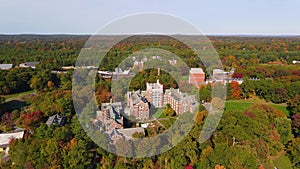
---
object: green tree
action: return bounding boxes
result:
[287,138,300,168]
[199,85,212,102]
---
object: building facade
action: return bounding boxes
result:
[146,80,164,108]
[96,101,124,131]
[127,91,150,120]
[189,68,205,88]
[164,88,199,115]
[127,80,199,119]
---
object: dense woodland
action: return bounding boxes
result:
[0,35,300,169]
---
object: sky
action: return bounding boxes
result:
[1,0,300,35]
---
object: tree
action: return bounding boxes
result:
[163,104,176,117]
[21,110,44,129]
[0,112,13,132]
[228,81,242,100]
[0,96,5,104]
[287,138,300,168]
[292,114,300,136]
[30,70,54,92]
[241,78,255,99]
[215,165,226,169]
[199,85,211,103]
[62,139,92,169]
[272,87,288,103]
[287,95,300,115]
[9,139,29,168]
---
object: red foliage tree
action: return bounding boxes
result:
[1,112,13,130]
[292,114,300,128]
[95,86,112,104]
[22,110,43,129]
[232,72,244,79]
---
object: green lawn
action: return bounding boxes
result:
[3,90,34,100]
[272,155,293,169]
[152,108,164,118]
[159,118,176,129]
[225,100,252,112]
[225,100,289,115]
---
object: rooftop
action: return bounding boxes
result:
[190,68,204,73]
[0,64,13,70]
[46,114,66,126]
[0,131,24,148]
[147,80,163,90]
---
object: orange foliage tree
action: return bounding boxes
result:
[229,81,242,99]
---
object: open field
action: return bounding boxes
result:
[225,100,289,115]
[3,90,34,101]
[158,118,176,129]
[152,108,164,118]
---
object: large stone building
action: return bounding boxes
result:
[208,68,239,85]
[164,88,199,115]
[127,80,199,119]
[146,80,164,108]
[127,90,150,120]
[96,101,124,131]
[189,68,206,88]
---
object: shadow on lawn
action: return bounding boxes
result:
[0,100,28,114]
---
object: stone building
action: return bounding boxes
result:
[127,91,150,120]
[127,80,199,118]
[146,80,164,108]
[96,101,124,131]
[164,88,199,115]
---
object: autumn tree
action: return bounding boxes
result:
[21,110,44,129]
[228,81,242,100]
[292,114,300,136]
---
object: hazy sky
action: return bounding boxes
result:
[1,0,299,35]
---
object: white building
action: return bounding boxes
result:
[0,64,13,70]
[146,80,164,108]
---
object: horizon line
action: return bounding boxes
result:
[0,33,300,37]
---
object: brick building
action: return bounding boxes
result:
[189,68,205,88]
[164,88,199,115]
[127,80,199,118]
[127,91,150,120]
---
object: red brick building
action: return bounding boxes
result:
[189,68,205,88]
[164,88,198,115]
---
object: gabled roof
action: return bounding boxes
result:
[46,114,66,126]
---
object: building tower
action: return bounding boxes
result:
[146,80,164,108]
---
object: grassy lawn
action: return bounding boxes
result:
[152,108,164,118]
[272,155,293,169]
[225,100,252,112]
[225,100,289,115]
[159,118,176,129]
[3,90,34,101]
[270,104,289,115]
